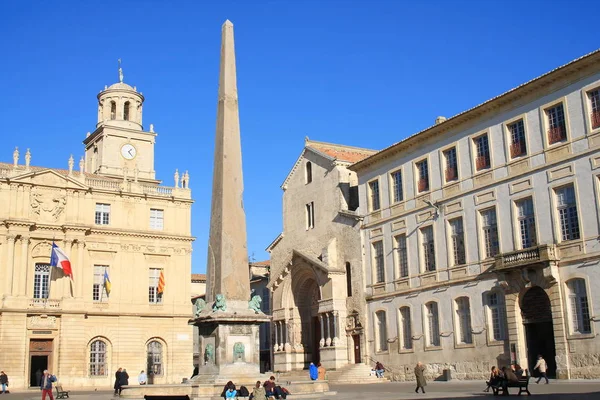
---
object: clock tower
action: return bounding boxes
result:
[84,66,157,182]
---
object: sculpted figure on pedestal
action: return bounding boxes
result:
[212,294,227,312]
[194,298,206,317]
[248,295,262,313]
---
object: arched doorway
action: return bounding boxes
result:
[292,276,320,365]
[520,286,556,377]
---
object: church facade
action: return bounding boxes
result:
[0,75,194,388]
[350,50,600,380]
[267,139,376,372]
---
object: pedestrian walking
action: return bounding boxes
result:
[118,369,129,395]
[114,368,122,395]
[0,371,8,394]
[534,355,549,384]
[414,362,426,394]
[40,370,57,400]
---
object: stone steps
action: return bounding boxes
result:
[327,363,389,384]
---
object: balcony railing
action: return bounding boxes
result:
[494,244,558,271]
[548,125,566,144]
[445,167,458,182]
[140,184,173,196]
[29,298,61,309]
[510,141,527,158]
[592,110,600,130]
[475,155,490,171]
[85,177,122,190]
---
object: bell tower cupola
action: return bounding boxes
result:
[84,60,158,182]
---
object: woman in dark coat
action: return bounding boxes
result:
[114,368,122,395]
[118,369,129,395]
[414,362,426,394]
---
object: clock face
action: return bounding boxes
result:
[121,144,137,160]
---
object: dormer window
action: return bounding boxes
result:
[110,101,116,120]
[124,101,130,121]
[305,161,312,184]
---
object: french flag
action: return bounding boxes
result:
[50,242,73,280]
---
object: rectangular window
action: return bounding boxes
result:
[95,203,110,225]
[474,134,491,170]
[508,119,527,158]
[449,218,466,266]
[399,307,412,350]
[488,292,506,341]
[426,302,440,347]
[373,241,385,283]
[456,297,473,344]
[568,279,591,334]
[150,209,164,230]
[516,198,537,248]
[421,226,435,272]
[546,103,567,144]
[93,265,109,302]
[394,234,408,278]
[391,170,403,203]
[590,89,600,129]
[481,208,499,258]
[556,185,580,241]
[306,202,315,229]
[416,160,429,192]
[369,180,381,211]
[444,147,458,182]
[33,263,50,299]
[148,268,163,304]
[375,311,388,351]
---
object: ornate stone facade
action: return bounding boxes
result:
[0,75,194,388]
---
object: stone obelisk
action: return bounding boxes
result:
[192,20,269,383]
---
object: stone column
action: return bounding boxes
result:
[274,321,279,352]
[332,312,339,347]
[4,235,15,295]
[16,236,30,295]
[319,314,325,348]
[76,241,84,298]
[325,313,332,346]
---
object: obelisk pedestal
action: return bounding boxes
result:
[190,19,270,383]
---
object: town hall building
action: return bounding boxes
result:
[0,72,195,388]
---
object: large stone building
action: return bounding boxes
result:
[350,50,600,380]
[0,74,194,388]
[267,139,376,372]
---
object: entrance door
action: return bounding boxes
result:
[352,335,361,364]
[29,339,53,387]
[30,356,48,387]
[521,286,557,377]
[311,317,321,364]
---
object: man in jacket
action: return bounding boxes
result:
[0,371,8,394]
[534,355,549,384]
[40,370,57,400]
[114,368,122,395]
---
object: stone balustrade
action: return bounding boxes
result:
[29,298,61,309]
[494,244,558,270]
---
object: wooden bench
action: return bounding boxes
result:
[492,376,531,396]
[55,384,70,399]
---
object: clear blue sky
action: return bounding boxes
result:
[0,1,597,274]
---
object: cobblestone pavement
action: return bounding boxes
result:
[3,380,600,399]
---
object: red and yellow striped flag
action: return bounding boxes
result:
[157,270,165,294]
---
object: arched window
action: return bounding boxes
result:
[345,262,352,297]
[110,101,116,120]
[305,161,312,184]
[147,341,163,375]
[425,302,440,347]
[567,279,591,334]
[486,291,506,341]
[399,306,412,350]
[124,101,130,121]
[375,311,388,352]
[455,297,473,344]
[89,340,107,376]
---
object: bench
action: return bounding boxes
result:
[55,384,70,399]
[492,376,531,396]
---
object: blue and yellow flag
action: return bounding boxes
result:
[103,270,111,296]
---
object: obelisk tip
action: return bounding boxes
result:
[223,19,233,27]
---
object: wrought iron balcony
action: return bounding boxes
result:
[29,298,61,309]
[494,244,558,271]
